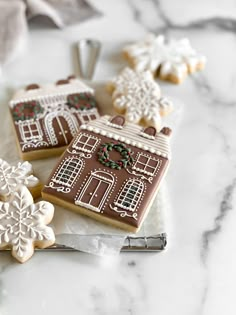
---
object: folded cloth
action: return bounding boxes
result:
[0,0,101,71]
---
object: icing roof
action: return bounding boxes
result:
[80,115,171,159]
[10,78,94,107]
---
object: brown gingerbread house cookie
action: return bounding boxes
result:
[42,115,172,232]
[9,76,100,160]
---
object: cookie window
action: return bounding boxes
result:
[52,157,83,187]
[72,133,99,153]
[19,121,43,142]
[133,153,161,176]
[114,179,144,211]
[79,111,99,124]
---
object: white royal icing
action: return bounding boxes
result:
[75,169,117,214]
[80,115,171,159]
[123,34,206,81]
[0,159,39,198]
[10,78,94,106]
[0,186,55,263]
[10,79,99,152]
[109,67,173,128]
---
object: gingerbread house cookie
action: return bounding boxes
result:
[123,34,206,84]
[42,115,172,233]
[9,76,100,160]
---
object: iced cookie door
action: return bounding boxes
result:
[76,171,114,213]
[44,111,78,146]
[52,116,73,144]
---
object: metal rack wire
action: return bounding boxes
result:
[0,233,167,253]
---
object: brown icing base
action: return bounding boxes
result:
[42,132,169,230]
[10,89,99,160]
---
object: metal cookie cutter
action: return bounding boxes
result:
[76,39,101,80]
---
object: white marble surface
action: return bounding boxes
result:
[1,0,236,314]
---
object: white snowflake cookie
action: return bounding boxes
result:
[107,67,173,129]
[123,33,206,84]
[0,186,55,263]
[0,159,41,201]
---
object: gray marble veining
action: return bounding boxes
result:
[0,0,236,314]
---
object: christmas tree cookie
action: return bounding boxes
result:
[9,76,100,160]
[42,115,172,233]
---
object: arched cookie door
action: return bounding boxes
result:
[75,171,115,213]
[44,111,78,146]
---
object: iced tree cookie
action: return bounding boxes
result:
[123,34,206,84]
[42,115,172,233]
[0,186,55,263]
[0,158,41,201]
[107,67,173,130]
[9,75,100,160]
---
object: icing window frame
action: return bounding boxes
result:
[18,120,43,142]
[72,133,99,153]
[114,179,144,212]
[133,153,162,176]
[79,110,99,124]
[52,157,83,188]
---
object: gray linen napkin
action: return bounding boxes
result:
[0,0,101,71]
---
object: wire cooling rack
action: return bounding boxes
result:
[0,233,167,253]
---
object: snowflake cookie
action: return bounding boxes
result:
[123,34,206,84]
[0,186,55,263]
[107,67,173,129]
[0,158,41,201]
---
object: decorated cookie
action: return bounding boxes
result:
[0,185,55,263]
[107,67,173,129]
[9,76,100,160]
[42,115,172,233]
[123,34,206,84]
[0,158,41,201]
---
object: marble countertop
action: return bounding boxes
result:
[1,0,236,314]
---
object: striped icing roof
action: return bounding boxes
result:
[80,115,171,159]
[10,79,94,107]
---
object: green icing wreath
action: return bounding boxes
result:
[67,92,97,110]
[12,101,44,121]
[98,142,133,170]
